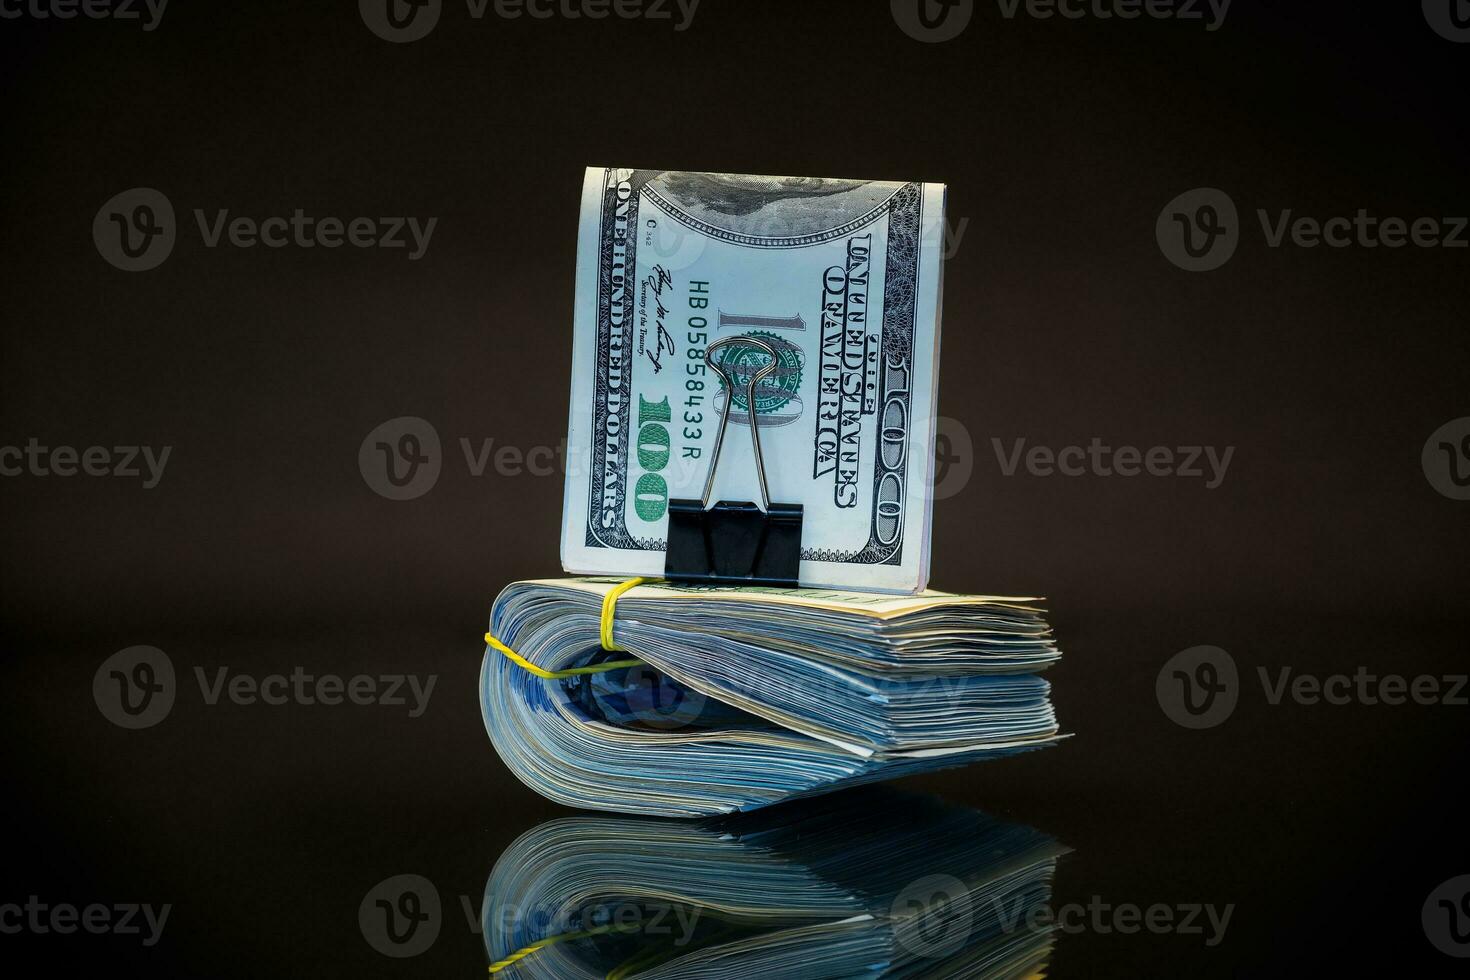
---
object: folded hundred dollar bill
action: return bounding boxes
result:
[482,788,1065,979]
[561,167,948,593]
[481,578,1062,817]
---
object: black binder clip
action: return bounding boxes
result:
[665,336,804,588]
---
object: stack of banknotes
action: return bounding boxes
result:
[480,167,1065,816]
[481,578,1061,816]
[482,788,1066,979]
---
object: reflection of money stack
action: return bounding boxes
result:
[480,167,1065,817]
[482,789,1066,979]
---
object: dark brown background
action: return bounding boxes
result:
[1,0,1466,975]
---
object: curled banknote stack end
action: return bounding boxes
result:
[481,578,1063,817]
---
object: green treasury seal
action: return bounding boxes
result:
[714,330,804,421]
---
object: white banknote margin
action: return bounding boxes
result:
[906,180,946,593]
[560,167,608,579]
[532,576,1047,620]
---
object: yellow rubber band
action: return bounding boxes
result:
[600,576,646,652]
[484,577,649,680]
[487,921,641,975]
[484,634,643,680]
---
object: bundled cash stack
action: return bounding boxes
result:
[481,167,1064,816]
[482,789,1066,979]
[482,578,1060,816]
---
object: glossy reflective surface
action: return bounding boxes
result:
[481,789,1064,978]
[7,612,1468,976]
